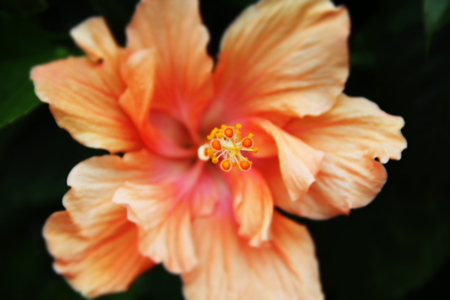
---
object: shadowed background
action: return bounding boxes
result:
[0,0,449,299]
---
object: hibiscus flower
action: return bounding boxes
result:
[31,0,406,299]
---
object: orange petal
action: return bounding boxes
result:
[206,0,349,125]
[70,17,119,65]
[281,94,407,219]
[43,152,179,297]
[43,151,190,297]
[119,50,195,158]
[292,152,387,218]
[182,204,323,300]
[257,119,324,201]
[237,119,278,158]
[189,165,220,218]
[63,151,188,230]
[31,18,141,153]
[289,94,407,163]
[119,49,156,128]
[112,162,219,273]
[229,168,273,246]
[113,182,197,273]
[127,0,213,135]
[44,211,154,298]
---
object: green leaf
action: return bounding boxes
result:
[424,0,450,45]
[0,13,70,129]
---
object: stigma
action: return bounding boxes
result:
[198,124,258,172]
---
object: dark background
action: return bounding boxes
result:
[1,0,449,299]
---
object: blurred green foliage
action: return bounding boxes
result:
[0,0,449,299]
[424,0,450,45]
[0,12,69,128]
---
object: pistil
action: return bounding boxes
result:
[198,124,258,172]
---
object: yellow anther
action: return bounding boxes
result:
[212,157,219,164]
[249,133,254,138]
[236,124,242,129]
[253,147,259,154]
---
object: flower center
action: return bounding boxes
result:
[197,124,258,172]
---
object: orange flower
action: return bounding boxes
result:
[31,0,406,299]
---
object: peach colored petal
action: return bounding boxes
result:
[288,94,407,163]
[189,165,220,218]
[279,94,407,219]
[113,182,197,273]
[229,168,273,246]
[256,119,324,201]
[293,152,387,218]
[257,156,384,219]
[182,203,323,300]
[31,18,142,153]
[63,151,188,231]
[43,152,174,297]
[69,17,124,97]
[236,119,279,158]
[43,151,189,297]
[119,49,155,128]
[70,17,119,65]
[127,0,213,136]
[44,211,154,298]
[256,157,291,205]
[205,0,349,126]
[119,49,195,158]
[31,57,141,153]
[113,162,219,273]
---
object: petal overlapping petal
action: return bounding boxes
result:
[288,94,406,163]
[127,0,213,136]
[37,0,408,298]
[205,0,349,126]
[279,94,407,219]
[70,17,120,66]
[255,119,324,201]
[31,18,141,153]
[43,150,190,297]
[189,165,220,218]
[113,162,220,273]
[113,183,197,274]
[44,212,154,298]
[119,49,156,129]
[119,49,195,158]
[63,151,186,230]
[43,152,179,297]
[182,203,323,300]
[229,168,273,246]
